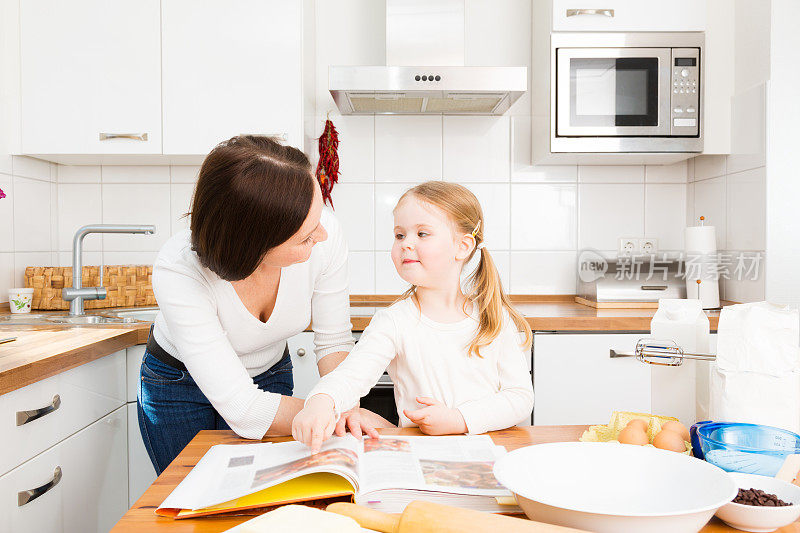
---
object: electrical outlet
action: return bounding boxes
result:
[639,238,658,254]
[618,237,637,255]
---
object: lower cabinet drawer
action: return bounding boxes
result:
[0,350,126,476]
[0,406,128,533]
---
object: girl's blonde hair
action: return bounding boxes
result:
[395,182,532,357]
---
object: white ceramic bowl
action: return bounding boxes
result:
[715,473,800,532]
[493,441,737,533]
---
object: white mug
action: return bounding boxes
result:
[8,288,34,314]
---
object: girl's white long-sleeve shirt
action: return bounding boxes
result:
[307,298,534,434]
[150,210,354,440]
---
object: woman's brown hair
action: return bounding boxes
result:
[396,182,532,357]
[189,135,315,281]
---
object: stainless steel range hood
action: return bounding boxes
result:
[329,0,527,115]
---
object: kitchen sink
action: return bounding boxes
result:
[0,306,159,326]
[45,315,136,325]
[105,307,159,322]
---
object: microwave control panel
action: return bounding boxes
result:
[670,48,700,136]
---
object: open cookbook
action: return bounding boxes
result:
[156,435,521,518]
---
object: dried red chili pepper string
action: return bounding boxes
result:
[315,119,339,208]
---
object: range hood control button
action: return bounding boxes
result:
[415,75,421,81]
[434,75,441,81]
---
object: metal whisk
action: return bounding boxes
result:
[610,338,716,367]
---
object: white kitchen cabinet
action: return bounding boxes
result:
[0,350,126,477]
[127,402,157,507]
[20,0,162,156]
[0,406,128,533]
[288,332,320,399]
[533,333,651,425]
[161,0,306,154]
[551,0,705,32]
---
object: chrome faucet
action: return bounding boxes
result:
[62,224,155,316]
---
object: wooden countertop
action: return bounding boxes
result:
[111,426,780,533]
[0,327,139,395]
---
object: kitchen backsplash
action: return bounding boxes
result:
[0,0,767,302]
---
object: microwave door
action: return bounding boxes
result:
[556,48,671,137]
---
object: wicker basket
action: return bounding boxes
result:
[24,265,156,310]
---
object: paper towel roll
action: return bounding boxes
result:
[684,225,717,254]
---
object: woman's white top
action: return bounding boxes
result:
[307,298,534,434]
[151,210,354,439]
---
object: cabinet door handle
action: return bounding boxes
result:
[18,466,62,507]
[296,348,306,357]
[566,8,614,17]
[99,132,149,141]
[16,395,61,426]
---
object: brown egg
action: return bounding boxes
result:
[618,426,649,446]
[653,429,687,452]
[626,419,648,433]
[661,421,690,442]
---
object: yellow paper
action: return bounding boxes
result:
[175,473,355,518]
[580,410,692,454]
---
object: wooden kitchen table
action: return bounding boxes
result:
[111,426,799,533]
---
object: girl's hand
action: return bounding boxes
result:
[403,397,468,435]
[291,394,337,454]
[333,408,387,441]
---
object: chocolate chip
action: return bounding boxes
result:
[733,488,792,507]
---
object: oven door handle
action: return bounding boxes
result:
[566,8,615,18]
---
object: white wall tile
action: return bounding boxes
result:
[461,183,510,250]
[722,273,765,303]
[578,165,644,183]
[102,184,170,251]
[375,251,408,294]
[510,115,532,177]
[509,252,577,294]
[512,163,577,183]
[329,184,375,251]
[12,156,51,181]
[57,165,101,183]
[578,184,644,250]
[13,252,54,287]
[57,184,102,251]
[103,251,158,266]
[312,116,375,183]
[102,165,170,183]
[170,183,194,235]
[727,167,766,250]
[645,161,687,183]
[348,251,375,294]
[692,155,726,181]
[511,184,576,250]
[686,182,696,227]
[442,116,510,182]
[13,177,51,251]
[374,116,442,182]
[375,183,413,251]
[170,166,200,183]
[692,176,726,249]
[57,251,102,268]
[0,253,14,299]
[644,184,687,250]
[0,174,12,251]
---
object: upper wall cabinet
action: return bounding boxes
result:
[161,1,304,155]
[19,0,311,164]
[20,0,162,156]
[550,0,705,32]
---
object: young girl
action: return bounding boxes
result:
[292,182,533,452]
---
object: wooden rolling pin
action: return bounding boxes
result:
[326,501,588,533]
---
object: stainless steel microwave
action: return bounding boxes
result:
[551,32,704,153]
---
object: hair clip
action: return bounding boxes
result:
[471,220,482,238]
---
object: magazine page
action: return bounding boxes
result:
[356,435,511,497]
[159,436,362,511]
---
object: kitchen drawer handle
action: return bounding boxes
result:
[609,349,634,358]
[18,466,62,507]
[566,8,615,17]
[99,132,148,141]
[16,395,61,426]
[296,348,306,357]
[640,285,668,290]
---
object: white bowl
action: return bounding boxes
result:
[493,441,737,533]
[715,473,800,532]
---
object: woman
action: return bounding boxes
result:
[138,135,386,474]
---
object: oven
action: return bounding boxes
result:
[551,32,703,153]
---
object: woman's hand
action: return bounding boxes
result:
[291,394,337,454]
[403,397,468,435]
[333,408,394,440]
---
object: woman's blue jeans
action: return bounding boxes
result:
[137,350,293,475]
